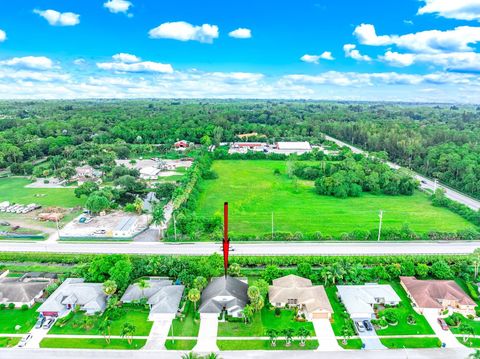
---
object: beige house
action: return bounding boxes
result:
[400,276,477,316]
[269,274,333,320]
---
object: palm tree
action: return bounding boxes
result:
[181,353,202,359]
[103,280,117,296]
[242,304,254,324]
[137,279,150,298]
[469,350,480,359]
[193,276,207,291]
[81,315,94,330]
[297,327,310,346]
[282,328,295,347]
[204,354,222,359]
[266,328,278,347]
[187,288,201,311]
[320,267,334,286]
[331,263,346,285]
[133,197,143,214]
[121,322,136,345]
[341,325,353,345]
[98,318,112,344]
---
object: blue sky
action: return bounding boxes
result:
[0,0,480,102]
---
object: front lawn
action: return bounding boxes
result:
[325,286,354,336]
[380,337,441,349]
[48,305,152,336]
[169,301,200,337]
[455,337,480,348]
[217,339,319,350]
[40,338,146,350]
[375,281,434,335]
[0,337,21,348]
[165,339,196,350]
[217,306,315,337]
[337,339,363,349]
[0,303,40,333]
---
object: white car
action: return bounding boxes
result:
[355,321,366,333]
[18,333,32,347]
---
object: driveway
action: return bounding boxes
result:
[312,319,342,351]
[193,313,219,352]
[356,320,386,350]
[423,308,462,348]
[143,314,174,350]
[21,326,50,348]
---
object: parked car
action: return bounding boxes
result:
[18,333,32,347]
[42,318,55,329]
[363,320,373,331]
[438,318,449,331]
[34,317,45,329]
[355,321,366,332]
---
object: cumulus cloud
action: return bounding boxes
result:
[354,24,480,54]
[418,0,480,21]
[228,28,252,39]
[381,51,415,67]
[0,56,54,70]
[73,58,86,66]
[104,0,132,14]
[34,9,80,26]
[96,53,173,73]
[301,52,334,64]
[149,21,219,43]
[0,30,6,42]
[343,44,371,61]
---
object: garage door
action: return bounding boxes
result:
[312,312,329,319]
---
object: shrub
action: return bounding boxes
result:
[8,303,15,309]
[274,307,281,317]
[444,313,462,327]
[406,314,417,325]
[21,304,29,311]
[465,282,479,301]
[0,304,5,310]
[381,309,399,324]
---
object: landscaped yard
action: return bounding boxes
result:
[380,337,441,349]
[325,286,354,336]
[375,281,434,335]
[0,337,21,348]
[455,337,480,348]
[217,307,315,337]
[0,303,40,334]
[39,338,146,350]
[195,160,473,237]
[0,177,84,208]
[165,339,196,350]
[217,339,319,350]
[169,301,200,337]
[337,339,363,349]
[48,306,152,336]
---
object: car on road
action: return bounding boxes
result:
[34,316,45,329]
[219,245,235,252]
[363,320,373,331]
[438,318,449,330]
[18,333,32,347]
[42,318,55,329]
[355,321,366,332]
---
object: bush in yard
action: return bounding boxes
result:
[21,304,29,311]
[381,309,399,325]
[274,307,281,317]
[445,313,462,327]
[8,303,15,309]
[406,314,417,325]
[0,304,5,310]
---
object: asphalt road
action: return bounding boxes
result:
[0,348,474,359]
[323,134,480,211]
[0,240,480,255]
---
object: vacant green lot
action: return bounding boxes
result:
[218,307,315,337]
[0,304,39,333]
[217,339,319,350]
[0,177,84,208]
[49,306,152,336]
[195,161,474,237]
[40,338,146,350]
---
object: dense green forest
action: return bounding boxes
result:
[0,100,479,198]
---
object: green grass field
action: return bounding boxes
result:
[217,339,319,350]
[195,160,474,237]
[0,304,40,334]
[169,301,200,337]
[165,339,196,350]
[39,338,146,350]
[380,337,441,349]
[0,337,21,348]
[0,177,84,208]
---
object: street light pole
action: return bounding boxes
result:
[377,210,383,241]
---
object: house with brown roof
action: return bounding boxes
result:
[400,276,477,316]
[269,274,333,320]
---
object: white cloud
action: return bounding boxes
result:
[0,56,54,70]
[354,24,480,54]
[34,9,80,26]
[381,51,415,67]
[418,0,480,21]
[301,52,334,64]
[73,58,86,66]
[96,53,173,73]
[112,53,141,63]
[104,0,132,14]
[148,21,219,43]
[0,30,6,42]
[228,28,252,39]
[343,44,371,61]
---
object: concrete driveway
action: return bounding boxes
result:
[143,314,174,350]
[356,321,386,350]
[422,309,462,348]
[193,313,219,352]
[21,326,50,348]
[312,319,342,351]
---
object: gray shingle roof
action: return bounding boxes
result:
[199,276,249,314]
[0,278,50,304]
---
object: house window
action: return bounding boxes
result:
[287,299,298,305]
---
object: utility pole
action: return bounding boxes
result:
[377,210,383,241]
[271,212,274,240]
[173,214,177,241]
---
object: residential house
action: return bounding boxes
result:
[400,276,477,316]
[269,274,333,320]
[37,278,107,317]
[121,279,184,320]
[337,283,401,320]
[198,276,249,318]
[0,273,54,308]
[174,140,189,149]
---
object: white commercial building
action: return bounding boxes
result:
[275,141,312,154]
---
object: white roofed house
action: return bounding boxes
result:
[139,166,161,180]
[121,279,185,321]
[37,278,107,318]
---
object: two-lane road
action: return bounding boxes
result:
[323,134,480,211]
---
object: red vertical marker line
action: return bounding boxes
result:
[223,202,229,278]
